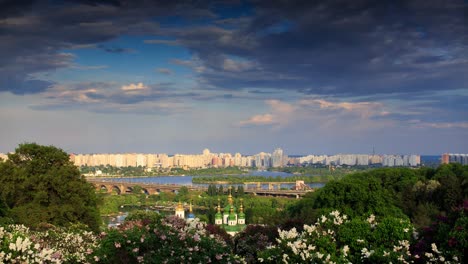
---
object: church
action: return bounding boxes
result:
[174,186,246,236]
[215,186,246,236]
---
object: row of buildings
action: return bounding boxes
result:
[69,148,288,169]
[65,148,422,169]
[13,149,468,168]
[296,154,421,167]
[441,153,468,165]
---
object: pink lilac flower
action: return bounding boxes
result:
[115,242,121,248]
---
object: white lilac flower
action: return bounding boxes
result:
[330,210,340,217]
[342,245,349,257]
[303,224,316,234]
[361,248,374,258]
[321,215,328,223]
[367,214,375,224]
[431,243,440,254]
[425,252,433,258]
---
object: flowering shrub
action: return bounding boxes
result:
[90,216,243,263]
[234,225,278,263]
[412,200,467,263]
[257,211,459,263]
[0,224,97,263]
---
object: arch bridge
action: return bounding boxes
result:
[87,179,312,198]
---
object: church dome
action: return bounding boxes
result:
[228,212,236,221]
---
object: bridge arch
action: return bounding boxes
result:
[124,186,133,193]
[99,185,109,193]
[111,185,121,195]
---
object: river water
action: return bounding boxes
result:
[100,170,325,190]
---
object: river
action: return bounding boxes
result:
[99,170,326,190]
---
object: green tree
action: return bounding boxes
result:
[131,185,143,194]
[0,143,101,231]
[237,185,245,197]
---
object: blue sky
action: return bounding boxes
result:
[0,0,467,155]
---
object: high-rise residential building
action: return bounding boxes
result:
[369,155,382,164]
[408,155,420,167]
[441,153,449,164]
[272,148,284,167]
[356,155,369,166]
[339,154,357,166]
[444,153,468,165]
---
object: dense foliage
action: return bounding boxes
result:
[288,165,467,227]
[0,143,101,231]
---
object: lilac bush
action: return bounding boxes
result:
[0,224,98,263]
[257,211,460,263]
[89,216,243,263]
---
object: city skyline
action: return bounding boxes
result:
[1,1,467,155]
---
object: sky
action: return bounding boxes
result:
[0,0,467,155]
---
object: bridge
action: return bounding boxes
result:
[87,179,313,198]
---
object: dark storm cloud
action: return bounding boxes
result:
[2,0,467,104]
[0,0,217,94]
[152,0,467,99]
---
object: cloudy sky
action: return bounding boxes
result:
[0,0,467,155]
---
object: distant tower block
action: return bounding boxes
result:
[203,148,210,155]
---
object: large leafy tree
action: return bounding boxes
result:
[0,143,100,231]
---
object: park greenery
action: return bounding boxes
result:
[0,143,101,231]
[0,143,466,263]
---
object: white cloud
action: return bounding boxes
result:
[409,120,468,129]
[239,114,275,126]
[239,98,390,129]
[121,82,148,91]
[222,58,255,72]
